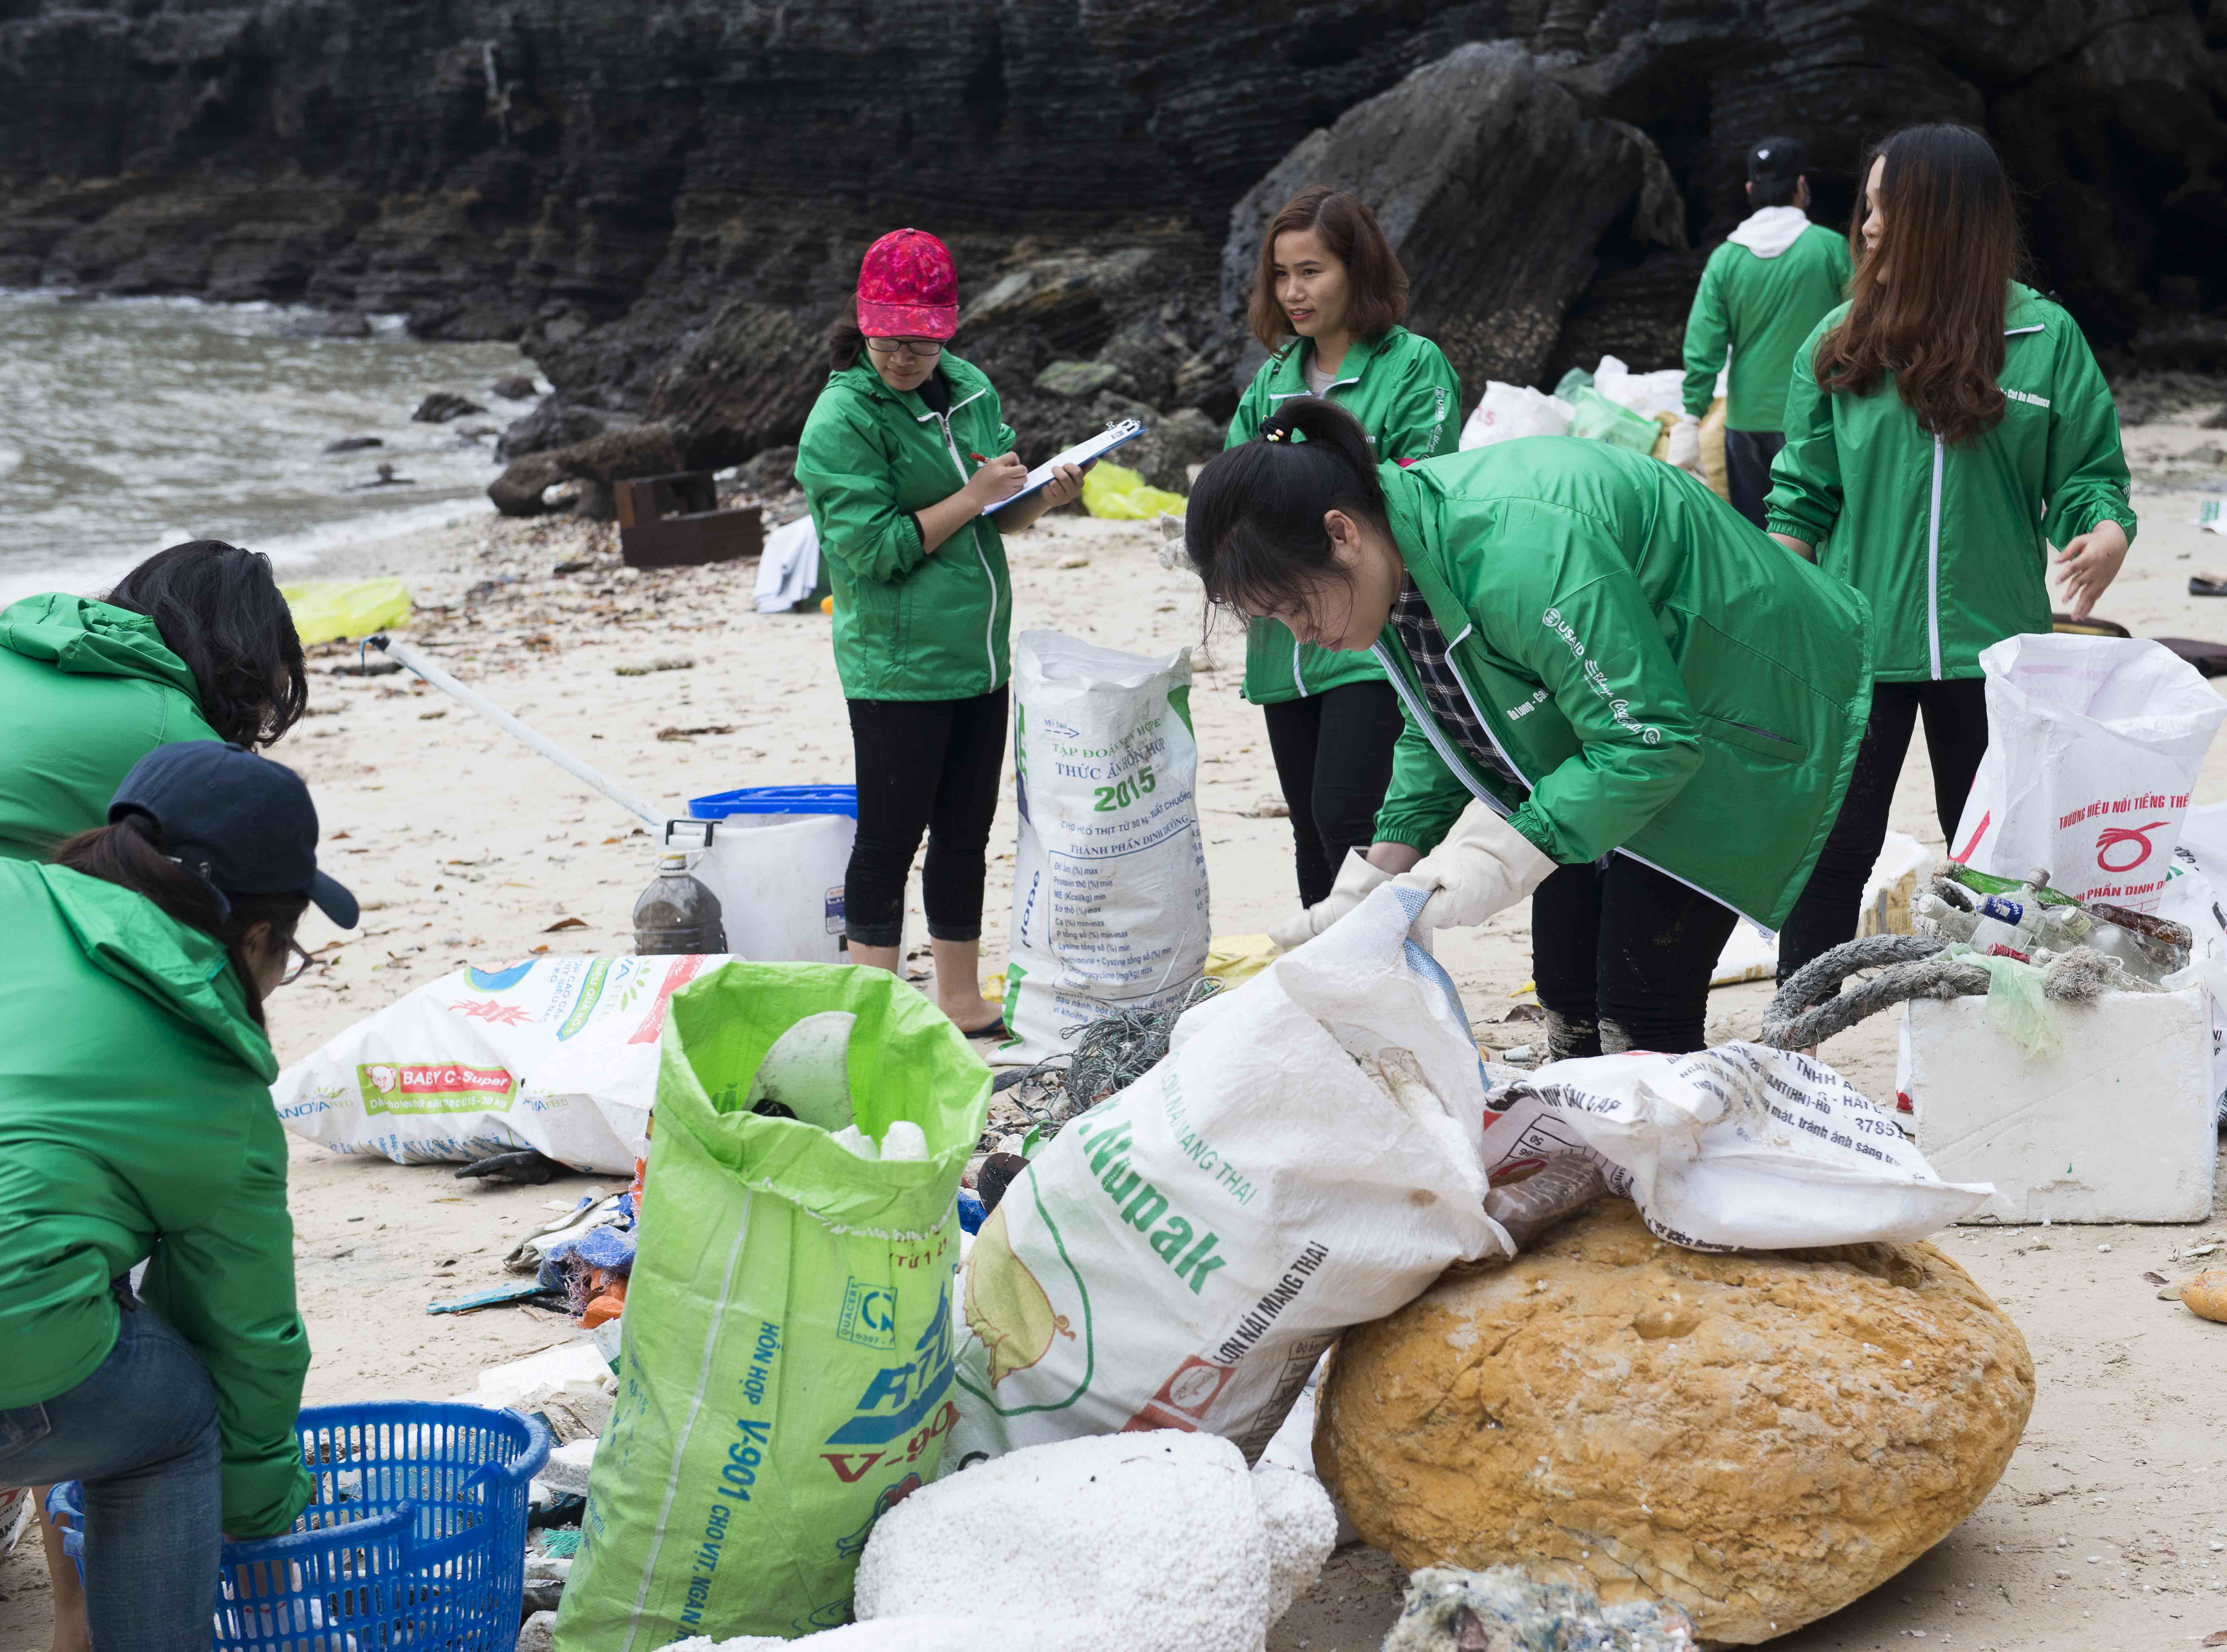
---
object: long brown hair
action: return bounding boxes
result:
[1247,187,1410,353]
[51,815,306,1027]
[1812,124,2022,446]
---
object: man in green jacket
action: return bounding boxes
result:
[0,540,307,859]
[0,741,352,1650]
[1676,137,1853,527]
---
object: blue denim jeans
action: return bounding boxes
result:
[0,1286,222,1652]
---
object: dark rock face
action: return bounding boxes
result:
[1224,42,1685,396]
[3,0,2224,449]
[494,399,632,463]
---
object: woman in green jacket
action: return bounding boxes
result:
[0,539,308,861]
[1186,398,1871,1059]
[1230,187,1462,933]
[0,740,355,1651]
[1766,124,2136,978]
[796,228,1083,1035]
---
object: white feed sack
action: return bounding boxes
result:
[956,884,1509,1466]
[1481,1042,1995,1251]
[1001,629,1209,1063]
[270,953,726,1172]
[1458,381,1574,449]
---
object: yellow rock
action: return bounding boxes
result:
[1315,1198,2033,1645]
[2180,1268,2227,1321]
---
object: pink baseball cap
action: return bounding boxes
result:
[856,228,959,339]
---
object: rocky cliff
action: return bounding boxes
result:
[3,0,2223,474]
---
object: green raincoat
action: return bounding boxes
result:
[0,594,220,860]
[0,860,313,1537]
[796,353,1022,702]
[1680,216,1853,432]
[1371,440,1873,931]
[1227,327,1461,703]
[1766,283,2136,681]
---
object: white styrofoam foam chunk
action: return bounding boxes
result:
[1901,987,2217,1223]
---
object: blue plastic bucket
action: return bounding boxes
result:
[53,1402,550,1651]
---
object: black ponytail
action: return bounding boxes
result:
[50,814,307,1028]
[1183,397,1390,618]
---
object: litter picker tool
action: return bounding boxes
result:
[366,634,671,829]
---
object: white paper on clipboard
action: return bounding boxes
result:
[977,418,1147,515]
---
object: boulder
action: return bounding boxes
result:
[1035,359,1127,399]
[1225,42,1684,398]
[1315,1198,2034,1645]
[737,444,798,496]
[488,423,684,517]
[490,372,538,400]
[1126,406,1224,494]
[412,391,486,423]
[641,298,838,471]
[496,398,628,463]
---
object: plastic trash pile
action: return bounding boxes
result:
[1459,356,1687,454]
[1385,1567,1696,1652]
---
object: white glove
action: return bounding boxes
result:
[1267,849,1391,952]
[1392,802,1557,932]
[1665,413,1703,476]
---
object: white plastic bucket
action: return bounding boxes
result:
[665,812,854,964]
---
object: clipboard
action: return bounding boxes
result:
[977,418,1146,515]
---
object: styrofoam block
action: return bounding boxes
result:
[1899,987,2216,1223]
[539,1436,598,1497]
[450,1338,609,1409]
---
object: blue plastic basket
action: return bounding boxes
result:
[213,1403,550,1651]
[52,1403,550,1651]
[688,783,857,820]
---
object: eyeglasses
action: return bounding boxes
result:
[279,940,318,986]
[865,338,944,359]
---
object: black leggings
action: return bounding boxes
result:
[1531,856,1741,1059]
[1722,428,1787,530]
[1777,679,1989,979]
[845,688,1008,947]
[1261,682,1407,906]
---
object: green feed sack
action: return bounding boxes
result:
[554,963,990,1648]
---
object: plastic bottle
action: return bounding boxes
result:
[632,852,727,954]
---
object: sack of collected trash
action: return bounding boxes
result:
[953,882,1508,1467]
[271,954,728,1173]
[555,962,990,1647]
[2160,804,2227,1120]
[1000,630,1210,1064]
[1456,381,1574,450]
[1080,461,1185,520]
[1478,1042,1994,1251]
[1590,354,1686,419]
[1952,634,2227,912]
[1566,385,1661,453]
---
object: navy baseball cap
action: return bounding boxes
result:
[1748,136,1809,188]
[109,742,359,929]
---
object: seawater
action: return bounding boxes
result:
[0,290,534,603]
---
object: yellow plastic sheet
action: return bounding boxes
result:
[280,577,411,645]
[1204,933,1277,989]
[1081,461,1185,521]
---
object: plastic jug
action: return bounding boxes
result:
[633,853,727,955]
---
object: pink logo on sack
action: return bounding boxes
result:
[2096,821,2170,873]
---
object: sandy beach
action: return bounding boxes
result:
[9,416,2227,1649]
